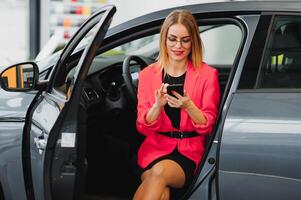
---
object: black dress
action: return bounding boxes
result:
[142,71,196,199]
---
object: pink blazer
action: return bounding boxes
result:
[136,61,220,169]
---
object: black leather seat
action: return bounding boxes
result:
[262,22,301,88]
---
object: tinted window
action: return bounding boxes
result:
[258,16,301,88]
[238,15,272,89]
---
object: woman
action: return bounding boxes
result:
[133,9,220,200]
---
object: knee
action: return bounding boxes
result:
[147,165,167,185]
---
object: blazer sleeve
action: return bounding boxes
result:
[136,69,163,136]
[191,69,220,134]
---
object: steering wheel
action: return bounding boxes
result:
[122,55,148,105]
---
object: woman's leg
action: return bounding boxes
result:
[161,187,170,200]
[133,159,185,200]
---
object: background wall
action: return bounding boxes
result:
[0,0,27,67]
[111,0,227,26]
[0,0,230,67]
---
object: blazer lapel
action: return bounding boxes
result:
[180,61,200,130]
[151,64,176,128]
[151,64,163,102]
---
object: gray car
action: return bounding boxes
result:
[0,1,301,200]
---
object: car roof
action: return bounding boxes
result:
[108,1,301,36]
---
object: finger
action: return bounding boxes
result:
[166,94,178,103]
[172,91,183,99]
[168,100,181,108]
[164,94,169,100]
[163,83,169,93]
[167,101,176,108]
[167,98,181,108]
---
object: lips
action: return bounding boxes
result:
[172,50,185,56]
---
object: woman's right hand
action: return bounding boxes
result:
[154,83,168,108]
[145,84,168,124]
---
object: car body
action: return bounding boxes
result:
[1,1,301,200]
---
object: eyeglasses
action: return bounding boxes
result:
[166,36,191,48]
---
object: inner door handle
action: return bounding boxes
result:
[34,134,47,154]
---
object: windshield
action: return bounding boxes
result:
[101,34,160,57]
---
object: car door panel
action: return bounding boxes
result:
[218,92,301,200]
[24,5,116,200]
[29,94,61,199]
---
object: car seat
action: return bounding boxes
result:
[262,22,301,88]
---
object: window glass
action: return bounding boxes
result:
[200,24,241,65]
[100,24,242,66]
[53,18,103,99]
[100,34,160,58]
[238,15,272,89]
[200,24,242,94]
[98,22,242,95]
[258,16,301,88]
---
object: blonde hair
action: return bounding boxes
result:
[157,9,202,70]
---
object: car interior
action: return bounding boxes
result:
[261,20,301,88]
[51,22,243,200]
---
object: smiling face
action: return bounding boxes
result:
[158,9,202,69]
[166,23,192,63]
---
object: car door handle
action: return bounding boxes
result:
[34,137,46,149]
[34,134,47,154]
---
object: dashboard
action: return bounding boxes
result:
[81,57,148,115]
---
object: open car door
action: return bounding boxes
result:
[23,5,116,200]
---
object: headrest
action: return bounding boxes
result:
[272,22,301,50]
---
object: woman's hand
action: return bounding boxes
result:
[154,83,168,108]
[167,91,207,125]
[166,91,193,109]
[145,83,168,124]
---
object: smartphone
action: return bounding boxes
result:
[167,84,184,97]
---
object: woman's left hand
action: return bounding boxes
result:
[167,91,208,124]
[166,91,193,109]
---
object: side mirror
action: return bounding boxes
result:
[0,62,39,92]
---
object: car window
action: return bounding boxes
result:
[258,16,301,88]
[201,24,241,65]
[97,22,242,95]
[52,20,102,99]
[99,24,242,65]
[200,24,242,94]
[238,15,272,90]
[100,34,160,58]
